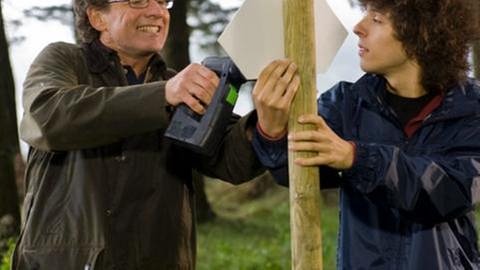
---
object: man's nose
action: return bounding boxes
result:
[353,22,365,37]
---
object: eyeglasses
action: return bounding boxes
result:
[107,0,174,10]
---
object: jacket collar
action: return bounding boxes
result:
[82,39,168,76]
[352,74,480,122]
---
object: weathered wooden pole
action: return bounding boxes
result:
[284,0,323,269]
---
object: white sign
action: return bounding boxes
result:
[218,0,348,80]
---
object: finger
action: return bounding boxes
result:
[294,156,327,167]
[289,141,330,152]
[188,83,213,105]
[189,75,220,105]
[253,59,293,102]
[298,114,328,129]
[197,65,220,89]
[183,93,206,115]
[281,75,300,105]
[272,75,292,100]
[263,60,292,95]
[281,62,298,89]
[252,59,294,107]
[254,59,285,91]
[289,130,325,142]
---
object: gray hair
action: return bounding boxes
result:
[73,0,110,43]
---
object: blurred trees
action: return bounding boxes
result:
[474,43,480,79]
[471,0,480,79]
[163,0,236,69]
[0,1,21,255]
[162,0,189,70]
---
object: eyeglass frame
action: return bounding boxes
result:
[106,0,174,9]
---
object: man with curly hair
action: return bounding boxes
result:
[252,0,480,268]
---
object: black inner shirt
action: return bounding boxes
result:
[384,89,435,127]
[123,65,146,85]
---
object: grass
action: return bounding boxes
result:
[197,179,480,270]
[0,238,15,270]
[4,178,480,270]
[197,179,339,270]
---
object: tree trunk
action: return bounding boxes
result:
[192,170,216,223]
[474,41,480,79]
[162,0,190,70]
[0,2,21,254]
[163,0,216,223]
[473,0,480,79]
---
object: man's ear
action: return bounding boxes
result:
[87,7,107,31]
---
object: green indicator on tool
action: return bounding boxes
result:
[226,85,238,106]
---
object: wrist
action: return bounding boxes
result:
[346,141,356,168]
[256,122,287,141]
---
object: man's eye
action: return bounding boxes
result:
[372,14,383,23]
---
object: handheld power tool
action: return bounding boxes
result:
[164,56,247,155]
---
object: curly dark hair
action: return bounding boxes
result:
[357,0,480,92]
[73,0,110,43]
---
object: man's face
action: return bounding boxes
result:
[353,6,411,76]
[94,0,170,58]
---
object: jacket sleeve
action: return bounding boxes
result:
[344,136,480,224]
[250,112,341,189]
[251,125,289,186]
[20,42,171,151]
[194,112,265,184]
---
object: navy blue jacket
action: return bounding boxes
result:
[252,74,480,269]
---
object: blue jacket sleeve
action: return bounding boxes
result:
[251,127,289,186]
[343,140,480,224]
[251,117,341,189]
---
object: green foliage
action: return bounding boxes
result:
[0,238,16,270]
[197,181,339,269]
[199,180,480,269]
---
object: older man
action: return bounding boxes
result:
[12,0,299,269]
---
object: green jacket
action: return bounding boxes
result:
[13,40,263,270]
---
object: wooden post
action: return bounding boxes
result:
[284,0,323,269]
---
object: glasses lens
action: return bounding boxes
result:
[126,0,173,9]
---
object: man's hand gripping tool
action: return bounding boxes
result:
[164,57,247,155]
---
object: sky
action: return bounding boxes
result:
[3,0,363,155]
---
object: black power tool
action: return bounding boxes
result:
[164,56,247,155]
